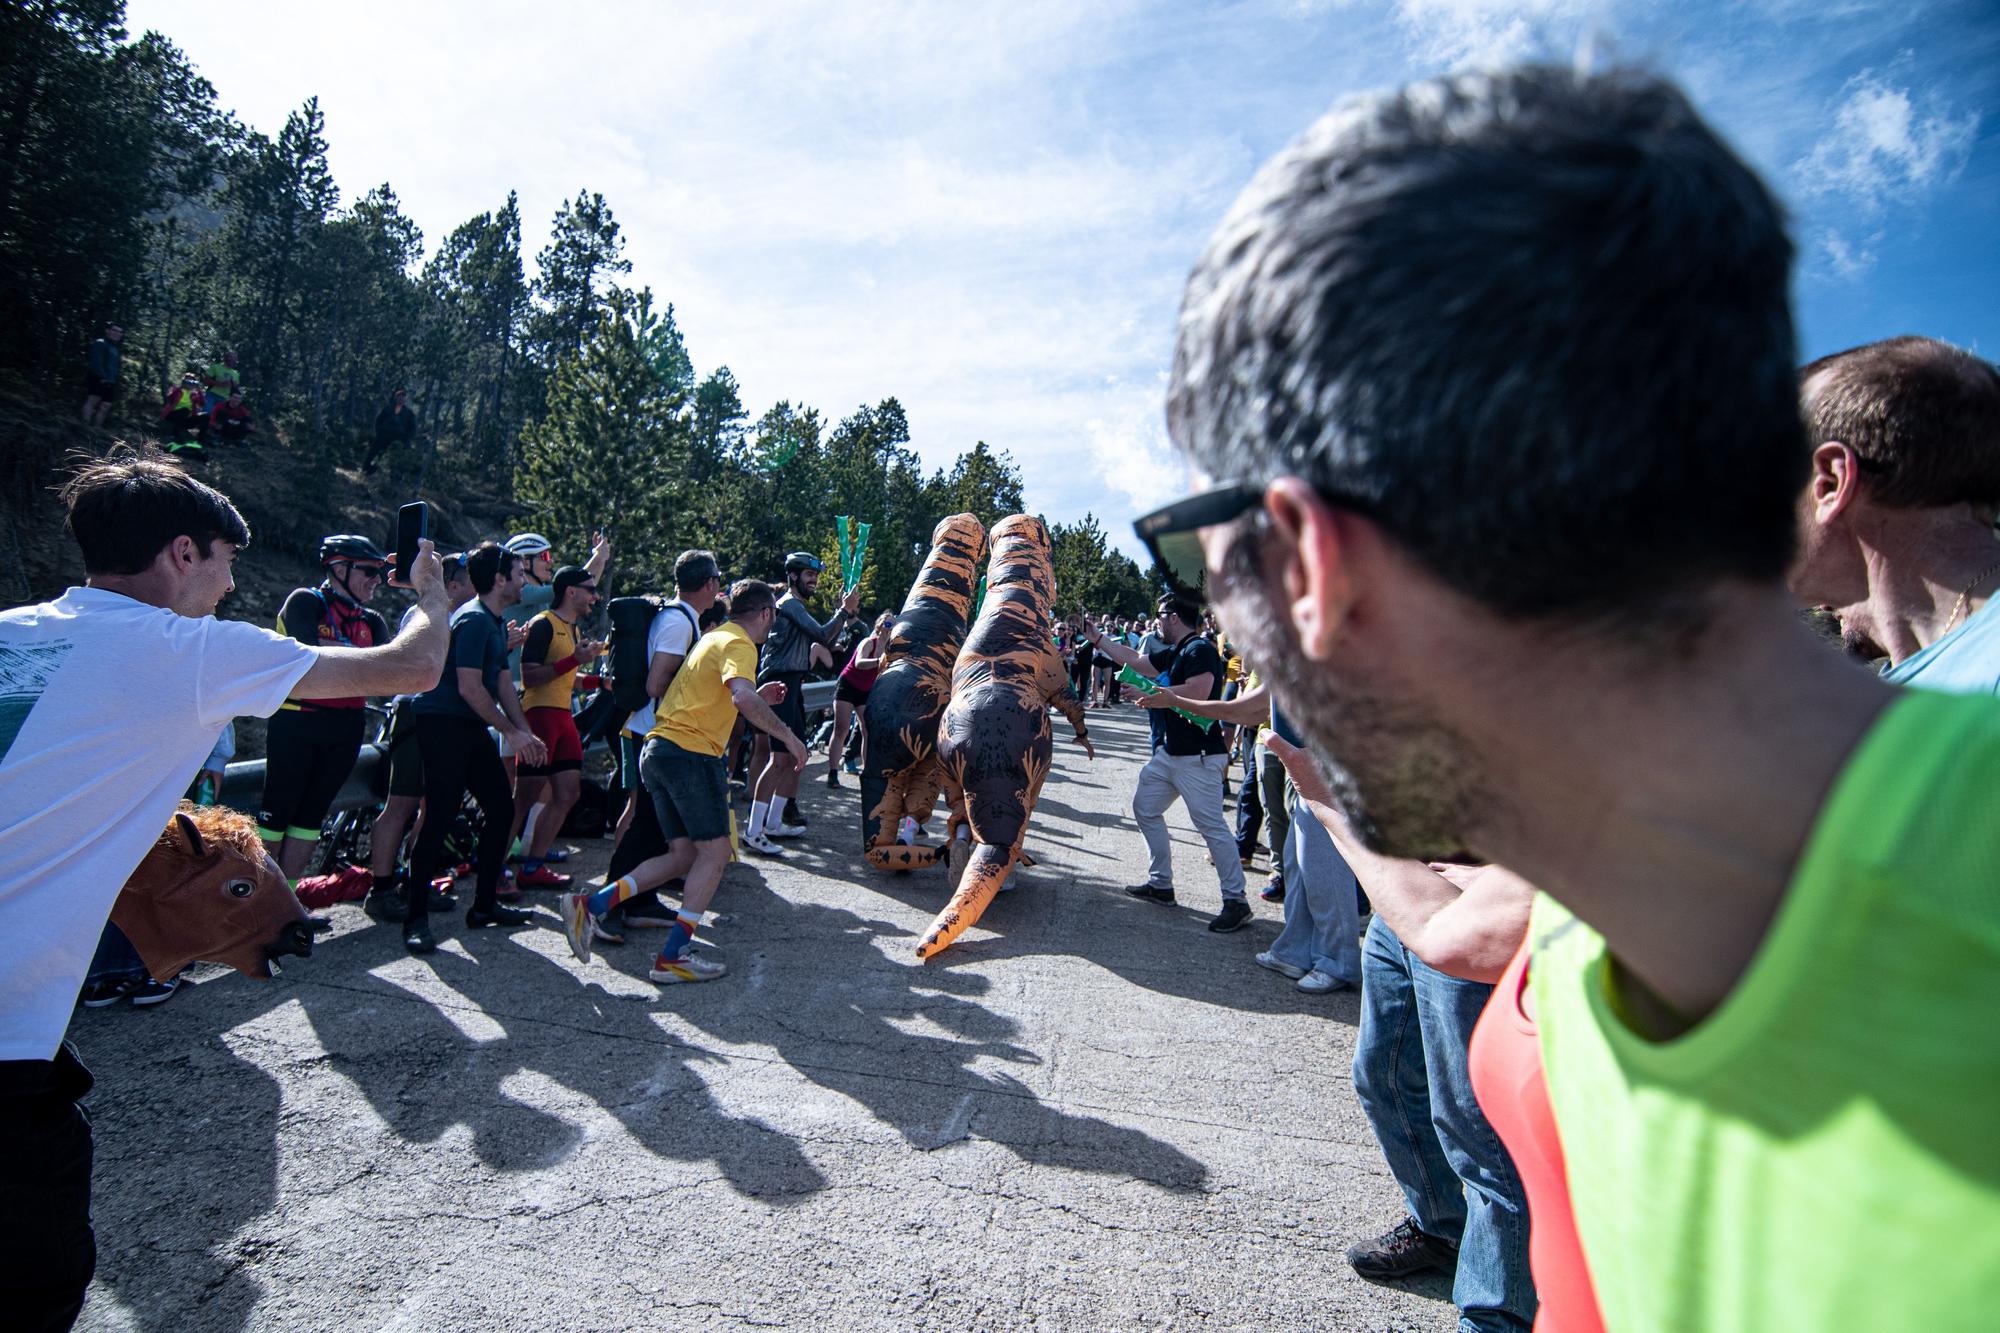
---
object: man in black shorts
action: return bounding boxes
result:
[263,535,392,901]
[365,552,476,921]
[747,552,858,844]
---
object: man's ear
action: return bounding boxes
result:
[1264,477,1356,661]
[1809,441,1862,526]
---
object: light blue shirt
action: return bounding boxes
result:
[1884,595,2000,695]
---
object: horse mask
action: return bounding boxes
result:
[111,802,313,981]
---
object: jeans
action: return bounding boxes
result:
[1233,732,1264,858]
[1353,916,1535,1332]
[86,922,148,987]
[0,1043,96,1332]
[1132,748,1246,902]
[1257,743,1290,884]
[1267,793,1361,982]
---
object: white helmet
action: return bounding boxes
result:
[504,532,552,557]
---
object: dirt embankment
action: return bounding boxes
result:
[4,385,524,757]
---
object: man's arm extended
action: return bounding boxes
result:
[728,677,808,766]
[291,543,449,699]
[1140,681,1269,726]
[1268,734,1532,982]
[1084,622,1153,675]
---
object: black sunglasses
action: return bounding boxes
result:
[1133,481,1265,601]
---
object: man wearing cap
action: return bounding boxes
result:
[747,552,859,847]
[515,565,606,886]
[502,529,609,868]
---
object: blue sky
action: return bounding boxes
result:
[129,0,1997,563]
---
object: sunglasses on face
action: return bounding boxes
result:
[1132,481,1265,602]
[349,564,385,579]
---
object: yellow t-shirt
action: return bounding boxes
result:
[518,610,580,712]
[648,620,758,757]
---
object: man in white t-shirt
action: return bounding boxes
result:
[0,450,452,1332]
[603,550,721,935]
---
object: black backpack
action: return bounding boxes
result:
[606,595,667,713]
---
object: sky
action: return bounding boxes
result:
[127,0,1998,564]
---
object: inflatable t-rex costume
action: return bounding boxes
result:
[862,513,988,871]
[111,802,314,981]
[919,514,1093,959]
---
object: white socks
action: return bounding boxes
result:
[749,800,771,836]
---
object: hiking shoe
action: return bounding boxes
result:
[129,976,181,1007]
[465,904,534,929]
[1298,968,1354,995]
[559,891,595,964]
[1255,950,1306,980]
[1345,1216,1459,1281]
[1260,880,1286,904]
[1124,883,1176,904]
[765,821,807,839]
[1207,899,1254,933]
[516,865,571,889]
[742,831,785,857]
[404,915,437,955]
[79,977,138,1008]
[649,954,727,985]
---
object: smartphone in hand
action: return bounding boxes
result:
[390,501,430,588]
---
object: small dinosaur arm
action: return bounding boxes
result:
[862,513,988,871]
[921,514,1093,958]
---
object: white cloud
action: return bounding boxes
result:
[1795,68,1980,211]
[1393,0,1610,71]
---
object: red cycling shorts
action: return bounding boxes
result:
[521,706,585,775]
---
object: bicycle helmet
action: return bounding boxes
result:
[319,534,388,565]
[505,532,553,557]
[783,551,825,573]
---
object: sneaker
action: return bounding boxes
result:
[649,954,728,985]
[1239,853,1256,870]
[824,771,842,788]
[559,891,595,964]
[742,831,785,856]
[516,865,571,889]
[365,889,409,924]
[1345,1216,1459,1281]
[495,869,522,902]
[79,977,138,1008]
[128,976,181,1007]
[404,915,437,955]
[1255,950,1306,980]
[1124,883,1176,904]
[781,802,806,828]
[765,821,807,839]
[465,904,534,928]
[427,885,457,913]
[1207,899,1254,933]
[1297,968,1353,995]
[1260,880,1286,904]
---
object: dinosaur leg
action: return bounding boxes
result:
[864,763,950,871]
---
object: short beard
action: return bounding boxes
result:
[1212,522,1486,861]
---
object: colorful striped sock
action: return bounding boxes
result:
[658,911,701,961]
[587,876,642,916]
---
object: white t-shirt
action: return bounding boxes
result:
[622,600,699,737]
[0,588,317,1060]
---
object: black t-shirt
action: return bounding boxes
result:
[1146,634,1228,756]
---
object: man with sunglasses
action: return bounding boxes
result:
[514,566,607,885]
[1082,594,1250,933]
[749,551,860,844]
[1146,63,2000,1333]
[263,533,392,899]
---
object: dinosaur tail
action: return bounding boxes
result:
[866,843,947,871]
[915,843,1016,959]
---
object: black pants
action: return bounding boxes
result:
[406,715,513,916]
[1,1044,96,1332]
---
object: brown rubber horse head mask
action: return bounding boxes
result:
[110,802,312,981]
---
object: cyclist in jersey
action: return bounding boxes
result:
[263,535,391,902]
[515,566,605,886]
[501,530,608,863]
[748,552,859,843]
[825,611,891,788]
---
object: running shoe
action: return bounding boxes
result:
[79,977,137,1008]
[559,891,595,964]
[1255,950,1306,980]
[128,976,181,1007]
[741,831,785,857]
[1297,968,1354,995]
[516,865,571,889]
[404,915,436,955]
[1207,899,1254,933]
[649,954,727,985]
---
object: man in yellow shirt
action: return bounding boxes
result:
[560,581,806,984]
[515,566,605,886]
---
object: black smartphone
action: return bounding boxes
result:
[391,501,430,588]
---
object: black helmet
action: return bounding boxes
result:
[783,551,824,573]
[320,534,388,565]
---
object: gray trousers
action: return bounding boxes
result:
[1133,748,1247,903]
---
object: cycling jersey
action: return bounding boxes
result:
[275,584,386,712]
[519,610,582,711]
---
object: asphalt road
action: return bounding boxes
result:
[71,705,1455,1332]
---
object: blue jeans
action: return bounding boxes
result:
[1352,915,1534,1332]
[1268,793,1361,982]
[86,922,149,986]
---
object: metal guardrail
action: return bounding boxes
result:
[215,679,843,817]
